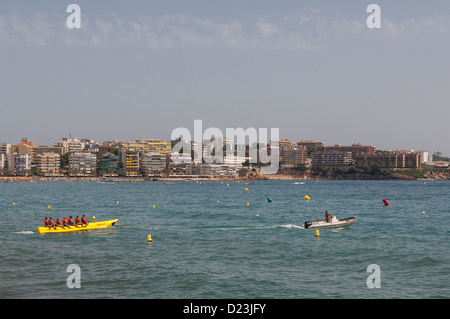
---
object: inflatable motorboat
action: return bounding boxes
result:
[302,216,357,229]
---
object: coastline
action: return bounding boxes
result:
[1,169,449,183]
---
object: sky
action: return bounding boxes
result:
[1,1,450,155]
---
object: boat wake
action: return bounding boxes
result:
[14,230,34,235]
[280,224,303,229]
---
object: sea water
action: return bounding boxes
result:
[0,180,449,298]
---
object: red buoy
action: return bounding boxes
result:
[382,198,389,206]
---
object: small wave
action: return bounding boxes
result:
[14,231,34,234]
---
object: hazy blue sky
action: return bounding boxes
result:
[1,1,450,155]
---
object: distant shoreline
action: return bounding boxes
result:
[1,172,449,182]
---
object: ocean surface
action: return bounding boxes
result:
[0,179,449,299]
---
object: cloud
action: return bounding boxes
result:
[256,19,281,37]
[0,10,449,49]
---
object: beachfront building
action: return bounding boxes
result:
[31,146,65,164]
[97,153,120,176]
[0,143,11,155]
[169,162,189,176]
[119,139,171,176]
[324,143,376,159]
[0,144,11,172]
[7,153,31,175]
[0,154,6,171]
[11,138,34,156]
[310,151,353,168]
[280,146,308,168]
[120,139,171,158]
[140,152,166,176]
[123,151,139,176]
[186,164,238,177]
[223,154,246,167]
[36,153,60,176]
[279,139,296,150]
[354,151,421,169]
[55,137,84,154]
[9,139,65,167]
[418,151,430,163]
[69,153,97,176]
[297,139,324,152]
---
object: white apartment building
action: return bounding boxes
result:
[55,138,84,154]
[0,143,11,155]
[0,153,5,170]
[36,153,60,176]
[69,153,97,176]
[140,152,166,176]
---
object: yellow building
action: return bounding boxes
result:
[120,139,171,155]
[119,139,170,176]
[124,152,139,176]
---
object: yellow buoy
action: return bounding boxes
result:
[304,195,310,201]
[315,230,320,236]
[92,216,96,220]
[217,201,220,204]
[12,202,15,206]
[153,204,156,208]
[226,184,229,187]
[246,202,249,206]
[422,211,425,214]
[244,188,248,191]
[48,205,51,210]
[116,201,119,205]
[147,235,152,242]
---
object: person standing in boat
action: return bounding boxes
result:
[325,210,333,222]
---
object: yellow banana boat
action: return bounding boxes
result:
[36,219,118,234]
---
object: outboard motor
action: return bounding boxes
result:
[304,222,312,229]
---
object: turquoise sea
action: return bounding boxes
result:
[0,180,449,299]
